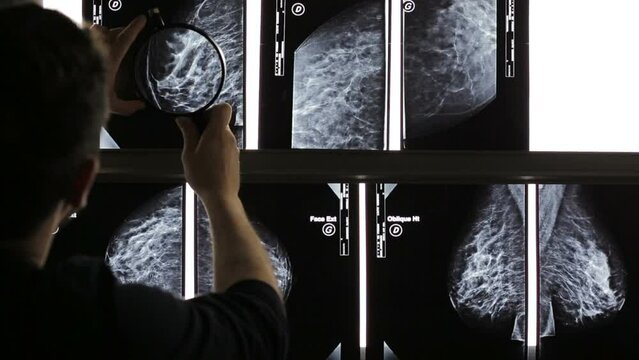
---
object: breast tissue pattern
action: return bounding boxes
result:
[449,185,625,340]
[197,199,293,298]
[405,0,497,137]
[138,0,244,123]
[292,1,386,150]
[106,187,184,295]
[106,187,293,298]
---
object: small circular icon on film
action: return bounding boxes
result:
[291,3,306,16]
[389,224,403,238]
[322,223,336,237]
[403,0,416,12]
[108,0,123,11]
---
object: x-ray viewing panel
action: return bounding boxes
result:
[50,181,358,358]
[259,0,386,149]
[529,1,639,152]
[196,183,359,359]
[403,0,528,150]
[537,185,639,360]
[48,181,639,358]
[50,183,185,297]
[84,0,246,149]
[88,0,527,151]
[367,184,526,359]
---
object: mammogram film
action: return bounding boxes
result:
[291,0,386,149]
[92,0,245,148]
[404,0,497,138]
[155,0,244,124]
[237,184,359,359]
[538,185,636,360]
[135,27,224,114]
[371,185,522,359]
[105,186,292,298]
[451,185,625,340]
[106,187,184,296]
[196,200,293,297]
[49,184,185,296]
[373,184,627,358]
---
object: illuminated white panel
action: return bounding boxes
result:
[526,184,538,358]
[43,0,82,25]
[245,0,262,150]
[358,183,368,349]
[530,0,639,152]
[184,184,196,299]
[387,0,403,151]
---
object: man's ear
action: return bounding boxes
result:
[67,157,100,209]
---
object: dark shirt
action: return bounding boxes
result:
[0,254,288,359]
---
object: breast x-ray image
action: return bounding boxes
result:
[235,184,359,359]
[196,200,294,298]
[259,0,386,149]
[55,181,358,359]
[449,184,527,342]
[96,185,297,299]
[370,184,637,359]
[403,0,528,150]
[105,186,184,296]
[49,180,639,358]
[49,183,185,297]
[85,0,245,149]
[368,184,525,359]
[538,185,638,360]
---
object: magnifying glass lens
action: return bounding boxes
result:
[135,27,224,115]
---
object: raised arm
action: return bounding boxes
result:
[176,104,281,297]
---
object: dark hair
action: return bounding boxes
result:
[0,5,108,240]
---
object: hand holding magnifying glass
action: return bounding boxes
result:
[91,15,148,116]
[115,8,227,131]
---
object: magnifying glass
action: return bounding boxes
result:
[128,8,227,117]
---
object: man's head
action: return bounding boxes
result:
[0,5,108,245]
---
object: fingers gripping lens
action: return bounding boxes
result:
[134,13,226,115]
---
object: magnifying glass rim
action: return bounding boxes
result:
[135,22,228,116]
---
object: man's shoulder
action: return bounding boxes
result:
[44,255,115,300]
[0,255,118,359]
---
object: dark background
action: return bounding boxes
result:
[366,184,525,360]
[237,184,360,359]
[403,0,529,150]
[258,0,384,149]
[539,185,639,360]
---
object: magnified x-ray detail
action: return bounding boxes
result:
[155,0,244,122]
[136,27,224,114]
[92,0,245,149]
[449,185,626,341]
[106,187,184,297]
[178,0,243,123]
[404,0,497,138]
[196,201,293,297]
[291,1,386,149]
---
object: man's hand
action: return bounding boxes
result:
[176,103,239,203]
[178,104,280,298]
[91,15,147,116]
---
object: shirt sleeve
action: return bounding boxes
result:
[112,279,289,360]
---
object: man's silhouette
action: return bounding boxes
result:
[0,4,287,359]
